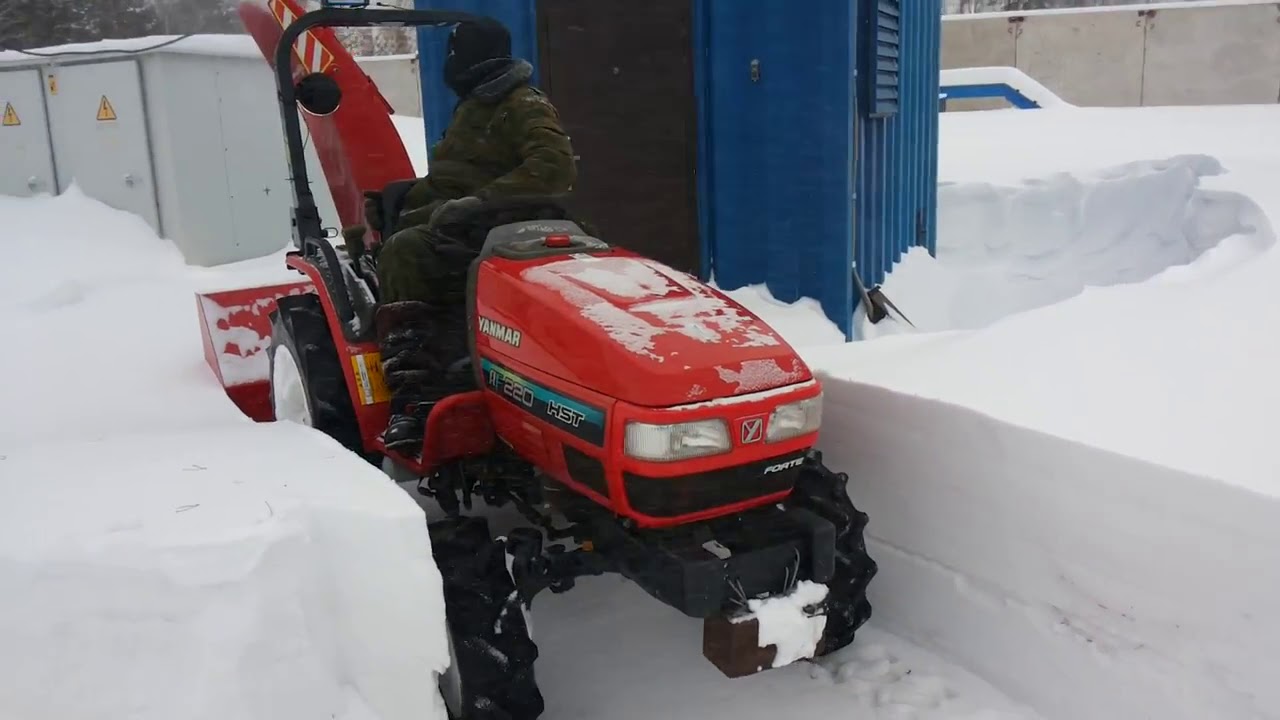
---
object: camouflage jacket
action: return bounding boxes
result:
[394,60,577,232]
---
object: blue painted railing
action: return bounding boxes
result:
[939,83,1041,110]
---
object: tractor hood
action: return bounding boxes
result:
[476,252,813,409]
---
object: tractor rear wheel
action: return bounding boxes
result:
[788,450,878,656]
[430,516,544,720]
[268,294,363,454]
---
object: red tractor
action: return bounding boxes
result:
[201,3,876,718]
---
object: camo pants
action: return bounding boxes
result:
[377,223,460,303]
[375,224,475,383]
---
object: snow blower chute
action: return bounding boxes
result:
[195,2,878,717]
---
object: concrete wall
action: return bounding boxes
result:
[942,1,1280,107]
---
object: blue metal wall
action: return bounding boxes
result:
[853,0,940,328]
[698,0,856,339]
[411,0,940,341]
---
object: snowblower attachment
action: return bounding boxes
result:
[197,281,315,421]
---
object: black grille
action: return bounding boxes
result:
[623,453,804,518]
[563,445,609,496]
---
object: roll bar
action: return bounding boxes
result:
[272,7,494,326]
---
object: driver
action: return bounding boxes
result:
[347,18,576,454]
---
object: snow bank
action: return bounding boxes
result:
[783,103,1280,719]
[0,424,449,720]
[0,186,450,720]
[0,185,295,446]
[837,105,1280,491]
[812,378,1280,720]
[876,153,1274,333]
[717,283,848,349]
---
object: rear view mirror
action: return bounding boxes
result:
[296,72,342,116]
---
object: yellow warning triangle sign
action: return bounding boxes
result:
[1,102,19,127]
[96,95,117,122]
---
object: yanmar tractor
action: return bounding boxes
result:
[198,2,877,718]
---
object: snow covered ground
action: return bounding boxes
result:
[4,97,1280,720]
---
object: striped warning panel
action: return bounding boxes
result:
[267,0,335,74]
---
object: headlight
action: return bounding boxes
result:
[624,419,731,462]
[766,394,822,442]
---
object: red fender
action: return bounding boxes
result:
[237,0,417,241]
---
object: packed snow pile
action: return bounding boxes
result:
[876,154,1273,333]
[825,104,1280,490]
[788,103,1280,720]
[0,187,451,720]
[732,580,830,669]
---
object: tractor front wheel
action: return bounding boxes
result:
[268,293,363,454]
[430,516,544,720]
[788,450,878,656]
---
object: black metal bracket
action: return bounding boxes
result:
[503,528,610,607]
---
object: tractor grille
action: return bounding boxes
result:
[563,445,609,497]
[622,453,804,518]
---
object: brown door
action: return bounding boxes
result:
[536,0,700,276]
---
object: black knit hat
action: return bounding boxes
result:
[444,18,513,97]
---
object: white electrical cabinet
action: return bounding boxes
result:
[44,59,162,230]
[0,68,57,197]
[0,37,342,267]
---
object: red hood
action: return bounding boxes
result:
[477,251,812,408]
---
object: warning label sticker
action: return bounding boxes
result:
[96,95,117,122]
[2,103,19,127]
[351,353,390,405]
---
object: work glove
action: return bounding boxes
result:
[428,195,483,229]
[340,224,369,263]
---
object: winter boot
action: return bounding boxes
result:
[375,300,440,454]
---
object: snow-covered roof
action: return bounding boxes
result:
[0,34,262,67]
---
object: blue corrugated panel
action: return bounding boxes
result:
[868,0,902,118]
[701,0,856,338]
[413,0,537,160]
[854,0,939,325]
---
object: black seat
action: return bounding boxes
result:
[375,179,420,237]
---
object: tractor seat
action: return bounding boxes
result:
[374,179,420,236]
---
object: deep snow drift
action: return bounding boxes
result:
[830,105,1280,490]
[0,187,453,720]
[887,153,1272,333]
[726,103,1280,719]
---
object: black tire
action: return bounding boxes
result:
[268,293,364,454]
[430,516,544,720]
[787,450,878,655]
